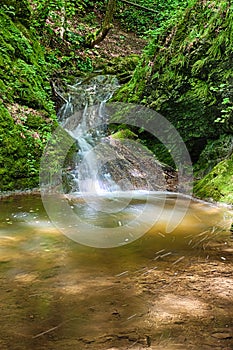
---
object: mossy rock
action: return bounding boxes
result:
[0,10,53,112]
[114,0,233,162]
[0,104,36,190]
[105,55,140,73]
[193,154,233,204]
[0,9,57,191]
[0,102,57,191]
[99,55,140,83]
[194,134,233,178]
[111,128,138,140]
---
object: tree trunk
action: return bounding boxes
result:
[85,0,116,48]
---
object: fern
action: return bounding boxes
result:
[191,57,208,74]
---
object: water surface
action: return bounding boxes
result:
[0,193,232,349]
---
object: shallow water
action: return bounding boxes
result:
[0,193,232,349]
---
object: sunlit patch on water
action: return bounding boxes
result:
[40,190,233,249]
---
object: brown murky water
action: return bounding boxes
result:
[0,193,232,350]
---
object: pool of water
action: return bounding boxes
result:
[0,193,232,349]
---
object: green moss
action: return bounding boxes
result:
[1,0,31,27]
[0,8,57,191]
[0,104,33,190]
[194,134,233,177]
[115,0,233,142]
[0,102,57,191]
[113,61,148,103]
[194,155,233,204]
[111,128,138,140]
[113,0,233,203]
[98,55,140,84]
[0,10,53,111]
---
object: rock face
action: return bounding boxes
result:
[102,137,178,192]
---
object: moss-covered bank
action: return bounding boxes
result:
[0,5,57,191]
[115,0,233,142]
[194,154,233,204]
[114,0,233,204]
[193,135,233,204]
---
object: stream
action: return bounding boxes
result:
[0,76,233,349]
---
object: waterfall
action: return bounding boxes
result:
[58,75,120,194]
[55,74,179,196]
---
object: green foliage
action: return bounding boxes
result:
[77,57,93,72]
[115,0,188,35]
[115,0,233,164]
[0,8,57,191]
[27,0,98,73]
[30,0,93,37]
[31,0,76,28]
[0,10,54,111]
[1,0,31,27]
[0,101,57,191]
[194,135,233,178]
[193,154,233,204]
[210,84,233,131]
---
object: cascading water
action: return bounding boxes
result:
[56,75,175,197]
[58,75,121,194]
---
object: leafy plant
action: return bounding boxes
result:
[115,0,188,35]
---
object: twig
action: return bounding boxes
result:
[32,317,79,339]
[128,339,139,348]
[33,324,61,338]
[51,81,68,104]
